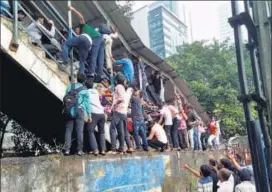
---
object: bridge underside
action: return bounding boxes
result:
[1,51,65,145]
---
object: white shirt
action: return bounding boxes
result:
[217,175,235,192]
[235,181,256,192]
[88,89,104,114]
[27,22,55,44]
[123,87,133,115]
[80,34,92,50]
[149,123,168,144]
[160,106,172,125]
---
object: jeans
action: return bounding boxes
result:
[64,108,85,152]
[148,139,166,150]
[208,134,217,148]
[171,117,180,149]
[62,35,91,74]
[178,129,189,149]
[164,125,172,148]
[87,113,106,152]
[110,112,131,152]
[88,36,105,78]
[188,128,194,149]
[200,132,209,150]
[193,128,200,151]
[133,119,148,150]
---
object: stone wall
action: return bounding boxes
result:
[1,151,223,192]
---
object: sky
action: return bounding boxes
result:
[132,1,229,42]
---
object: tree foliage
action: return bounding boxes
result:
[116,1,134,22]
[167,40,256,138]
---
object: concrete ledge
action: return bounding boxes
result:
[1,151,224,192]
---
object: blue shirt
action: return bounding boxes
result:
[66,83,91,118]
[0,1,10,16]
[115,58,134,83]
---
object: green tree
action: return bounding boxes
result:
[168,40,255,138]
[116,1,134,22]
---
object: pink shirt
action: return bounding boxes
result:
[197,125,206,133]
[111,84,126,114]
[148,123,168,144]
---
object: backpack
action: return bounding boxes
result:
[63,86,86,118]
[98,24,112,35]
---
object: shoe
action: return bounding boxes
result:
[143,148,149,152]
[64,150,70,156]
[127,148,134,153]
[106,150,116,155]
[93,150,99,156]
[77,151,85,156]
[100,151,106,156]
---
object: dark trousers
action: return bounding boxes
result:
[87,113,106,152]
[62,35,91,74]
[171,117,180,149]
[133,119,148,150]
[88,36,105,78]
[43,44,61,60]
[148,139,166,150]
[164,125,172,148]
[64,108,85,152]
[178,129,189,149]
[201,132,209,151]
[193,128,200,151]
[110,112,131,152]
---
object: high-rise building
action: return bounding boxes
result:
[218,2,234,42]
[131,1,188,59]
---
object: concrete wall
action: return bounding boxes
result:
[1,152,223,192]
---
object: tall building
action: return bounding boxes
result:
[218,2,234,42]
[131,1,188,59]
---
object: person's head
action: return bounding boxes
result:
[133,87,140,97]
[147,120,156,130]
[73,26,81,35]
[211,116,216,122]
[238,168,252,182]
[209,159,218,167]
[102,78,110,88]
[115,73,126,86]
[200,165,212,178]
[186,105,193,113]
[77,73,87,84]
[121,52,128,59]
[34,13,44,24]
[218,168,232,182]
[18,10,26,21]
[219,158,236,172]
[85,81,93,89]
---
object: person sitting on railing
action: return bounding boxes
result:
[40,19,62,62]
[111,52,135,85]
[67,5,105,82]
[27,13,55,46]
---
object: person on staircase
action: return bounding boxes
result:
[111,52,134,86]
[66,5,105,82]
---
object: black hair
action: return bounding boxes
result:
[77,73,87,84]
[209,159,218,167]
[238,169,251,182]
[122,52,128,58]
[235,154,244,164]
[147,120,155,129]
[115,73,126,85]
[85,81,93,89]
[200,165,212,177]
[34,13,44,21]
[18,10,26,16]
[218,168,232,181]
[220,158,237,173]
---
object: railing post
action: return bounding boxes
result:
[9,0,19,52]
[67,0,74,85]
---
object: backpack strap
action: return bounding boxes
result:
[75,86,86,93]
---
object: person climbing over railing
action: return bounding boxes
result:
[67,5,105,82]
[111,52,135,86]
[27,13,55,46]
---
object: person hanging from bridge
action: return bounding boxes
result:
[111,52,135,86]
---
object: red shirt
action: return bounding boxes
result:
[208,122,217,135]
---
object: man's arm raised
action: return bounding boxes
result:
[68,5,85,24]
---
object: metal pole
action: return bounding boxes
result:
[10,0,19,51]
[67,1,74,86]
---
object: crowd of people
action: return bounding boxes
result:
[1,2,223,155]
[182,148,256,192]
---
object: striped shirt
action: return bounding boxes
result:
[235,181,256,192]
[197,176,213,192]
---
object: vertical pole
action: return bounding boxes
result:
[67,1,74,86]
[10,0,19,51]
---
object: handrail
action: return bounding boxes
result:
[10,0,19,50]
[17,4,67,72]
